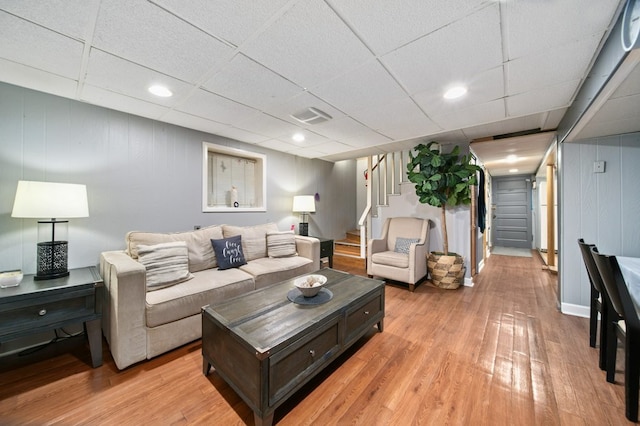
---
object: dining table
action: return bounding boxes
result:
[618,256,640,308]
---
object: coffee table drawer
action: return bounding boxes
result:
[345,292,384,345]
[268,316,341,405]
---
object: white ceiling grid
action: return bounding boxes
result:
[0,0,628,175]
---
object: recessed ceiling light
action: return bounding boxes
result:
[443,86,467,100]
[506,154,518,163]
[148,85,173,97]
[292,133,305,142]
[509,168,519,173]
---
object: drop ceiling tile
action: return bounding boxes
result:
[176,89,260,125]
[93,0,233,83]
[80,84,170,120]
[332,0,488,55]
[381,4,502,96]
[414,66,504,117]
[202,54,303,110]
[214,126,270,144]
[350,97,441,140]
[0,12,83,79]
[240,0,372,89]
[507,80,578,117]
[256,139,299,152]
[312,117,391,147]
[504,0,619,60]
[151,0,290,46]
[233,113,302,139]
[161,109,230,135]
[0,0,99,40]
[507,34,602,95]
[311,59,407,113]
[0,58,78,99]
[84,49,194,106]
[430,99,505,131]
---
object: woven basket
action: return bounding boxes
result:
[428,252,465,289]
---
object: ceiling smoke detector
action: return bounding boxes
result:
[290,107,332,125]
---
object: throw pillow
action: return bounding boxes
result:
[394,237,420,254]
[137,241,194,291]
[266,231,297,258]
[211,235,247,270]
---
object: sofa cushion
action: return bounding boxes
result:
[125,225,223,272]
[145,268,255,328]
[222,223,278,261]
[371,251,410,268]
[137,241,194,291]
[211,235,247,270]
[266,231,297,258]
[394,237,420,254]
[239,256,314,289]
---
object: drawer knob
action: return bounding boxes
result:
[364,311,370,315]
[38,309,47,316]
[309,349,315,357]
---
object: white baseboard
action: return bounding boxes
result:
[561,303,590,318]
[464,276,474,287]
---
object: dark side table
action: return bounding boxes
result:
[0,266,103,367]
[311,236,334,268]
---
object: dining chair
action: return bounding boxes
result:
[577,238,608,369]
[591,246,639,422]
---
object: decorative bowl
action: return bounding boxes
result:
[294,274,327,298]
[0,270,23,288]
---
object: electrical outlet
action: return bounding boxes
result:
[593,160,606,173]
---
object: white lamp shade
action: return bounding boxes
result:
[12,180,89,219]
[292,195,315,213]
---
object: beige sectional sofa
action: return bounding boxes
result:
[99,223,320,370]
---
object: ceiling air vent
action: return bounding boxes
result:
[290,107,332,125]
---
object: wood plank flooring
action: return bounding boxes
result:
[0,252,633,425]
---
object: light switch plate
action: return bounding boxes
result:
[593,160,606,173]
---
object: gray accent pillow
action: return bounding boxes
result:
[211,235,247,270]
[394,237,420,254]
[137,241,194,291]
[267,231,297,258]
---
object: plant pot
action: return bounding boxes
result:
[427,252,465,289]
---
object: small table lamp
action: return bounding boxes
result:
[12,181,89,280]
[292,195,315,236]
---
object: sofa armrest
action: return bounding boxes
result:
[295,236,320,270]
[99,250,148,370]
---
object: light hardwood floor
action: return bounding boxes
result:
[0,252,632,425]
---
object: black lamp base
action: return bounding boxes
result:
[35,240,69,280]
[299,223,309,236]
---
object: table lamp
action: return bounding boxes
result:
[12,180,89,280]
[292,195,315,236]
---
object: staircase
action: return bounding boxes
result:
[335,229,362,258]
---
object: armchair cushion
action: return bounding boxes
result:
[371,251,410,268]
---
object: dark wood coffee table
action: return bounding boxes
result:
[202,268,385,426]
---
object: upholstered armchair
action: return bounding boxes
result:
[367,217,431,292]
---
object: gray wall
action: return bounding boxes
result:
[560,132,640,313]
[0,82,357,274]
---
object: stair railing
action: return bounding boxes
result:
[357,149,411,258]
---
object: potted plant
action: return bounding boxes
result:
[406,141,481,289]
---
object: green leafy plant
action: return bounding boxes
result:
[407,141,481,255]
